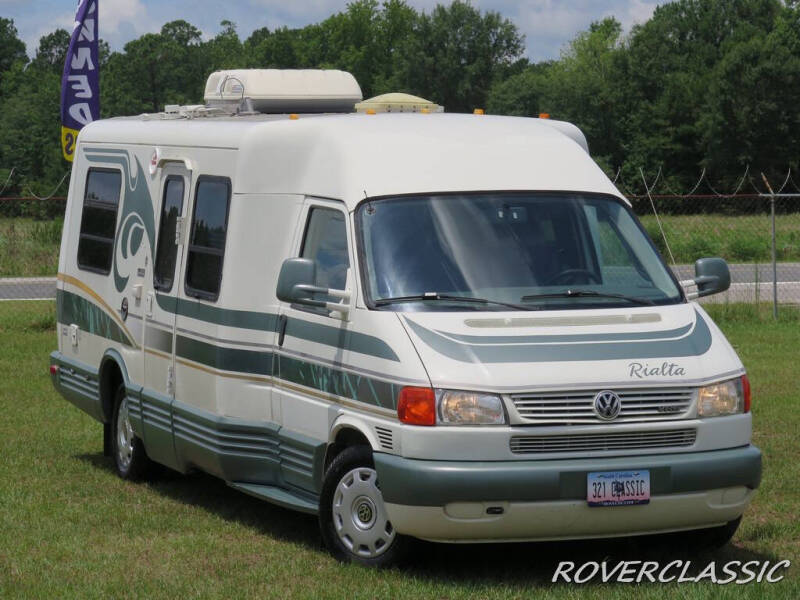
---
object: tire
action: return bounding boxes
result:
[110,384,153,480]
[319,445,409,566]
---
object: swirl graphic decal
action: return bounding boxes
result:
[84,148,156,293]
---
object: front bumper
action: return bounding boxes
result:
[374,445,761,542]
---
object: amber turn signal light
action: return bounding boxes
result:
[398,387,436,426]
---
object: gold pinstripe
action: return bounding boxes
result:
[57,272,138,347]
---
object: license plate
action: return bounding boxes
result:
[587,470,650,507]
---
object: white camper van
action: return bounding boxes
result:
[51,69,760,566]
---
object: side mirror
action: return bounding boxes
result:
[276,257,351,318]
[276,258,316,303]
[690,257,731,298]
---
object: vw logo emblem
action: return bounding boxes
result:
[593,390,622,420]
[357,502,373,524]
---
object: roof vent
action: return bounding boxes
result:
[204,69,363,114]
[355,93,443,114]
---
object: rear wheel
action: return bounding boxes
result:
[110,384,153,480]
[319,445,408,566]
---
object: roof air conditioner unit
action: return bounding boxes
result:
[204,69,363,114]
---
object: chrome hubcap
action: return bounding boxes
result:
[333,467,395,558]
[116,396,134,471]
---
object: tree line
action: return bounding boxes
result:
[0,0,798,198]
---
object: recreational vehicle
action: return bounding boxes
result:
[50,69,761,565]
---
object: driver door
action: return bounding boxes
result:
[273,198,353,490]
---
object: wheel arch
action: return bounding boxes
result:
[324,415,380,473]
[99,349,130,423]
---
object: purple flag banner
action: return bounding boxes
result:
[61,0,99,162]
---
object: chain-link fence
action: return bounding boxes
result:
[0,198,62,337]
[633,194,800,310]
[0,194,798,316]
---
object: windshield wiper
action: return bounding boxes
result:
[374,293,537,311]
[520,289,655,306]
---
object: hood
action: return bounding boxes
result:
[398,303,742,393]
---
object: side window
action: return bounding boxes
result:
[77,169,122,274]
[185,177,231,301]
[153,176,185,292]
[300,207,350,293]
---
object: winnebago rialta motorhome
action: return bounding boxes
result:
[51,69,761,566]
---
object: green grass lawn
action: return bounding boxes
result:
[0,218,62,277]
[0,302,798,598]
[640,213,800,264]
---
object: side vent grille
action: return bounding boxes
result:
[375,426,394,451]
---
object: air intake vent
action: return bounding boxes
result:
[374,426,394,451]
[510,428,697,454]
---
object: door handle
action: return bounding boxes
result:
[145,292,155,317]
[277,315,288,347]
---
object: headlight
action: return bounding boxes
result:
[437,390,506,425]
[697,377,747,417]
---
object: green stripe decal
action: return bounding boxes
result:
[404,309,713,364]
[57,291,401,409]
[145,325,172,353]
[438,321,694,345]
[172,335,398,409]
[284,318,399,362]
[176,335,273,376]
[156,294,398,362]
[57,290,134,347]
[157,294,279,331]
[278,354,400,410]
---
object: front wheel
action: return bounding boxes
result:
[110,384,154,480]
[319,446,409,566]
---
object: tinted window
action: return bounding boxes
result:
[301,208,349,292]
[153,177,185,292]
[77,169,121,274]
[185,177,230,300]
[357,193,681,311]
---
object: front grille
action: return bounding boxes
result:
[510,428,697,454]
[510,387,694,424]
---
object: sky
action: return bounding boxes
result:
[3,0,671,62]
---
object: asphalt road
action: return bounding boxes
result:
[0,277,56,300]
[1,264,798,303]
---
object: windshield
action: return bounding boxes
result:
[356,193,682,311]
